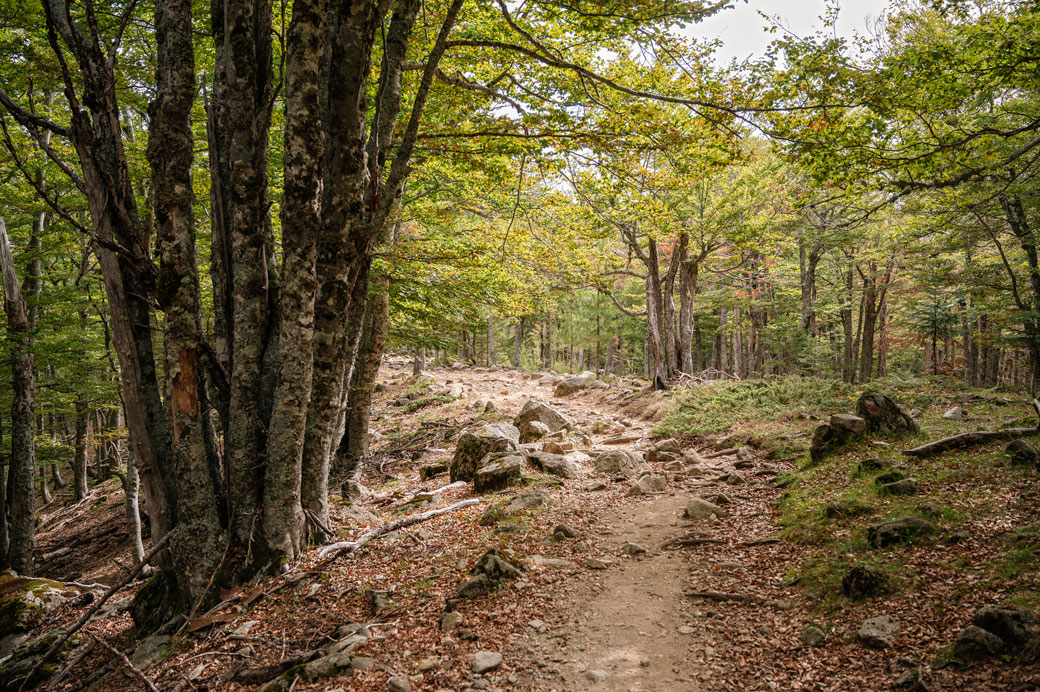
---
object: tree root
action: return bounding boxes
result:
[317,498,480,559]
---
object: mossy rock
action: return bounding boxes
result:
[823,499,875,519]
[0,628,78,689]
[130,571,179,635]
[0,573,67,641]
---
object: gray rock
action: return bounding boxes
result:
[736,445,753,461]
[470,651,503,674]
[440,612,462,631]
[593,450,649,478]
[627,474,667,496]
[857,457,893,474]
[908,408,923,419]
[800,626,826,647]
[514,400,574,442]
[484,401,497,414]
[528,619,547,633]
[684,497,724,520]
[809,414,867,463]
[589,380,610,389]
[553,524,579,539]
[622,542,647,556]
[473,455,525,493]
[470,547,526,582]
[943,406,966,420]
[523,420,551,441]
[954,625,1005,659]
[554,377,587,396]
[388,674,411,692]
[366,589,391,612]
[341,479,370,501]
[856,392,919,435]
[858,615,899,649]
[841,565,890,599]
[456,574,492,599]
[528,452,579,479]
[653,438,682,454]
[503,489,550,514]
[868,517,936,548]
[586,669,609,683]
[450,423,521,482]
[879,478,918,496]
[973,605,1036,645]
[130,634,172,669]
[585,557,613,570]
[1006,439,1040,467]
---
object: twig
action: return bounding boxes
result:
[19,531,172,691]
[92,635,159,692]
[317,499,480,559]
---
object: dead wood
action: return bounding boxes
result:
[230,650,319,684]
[903,427,1040,459]
[317,498,480,559]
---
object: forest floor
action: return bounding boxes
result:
[19,363,1040,691]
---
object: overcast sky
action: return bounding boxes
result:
[687,0,892,63]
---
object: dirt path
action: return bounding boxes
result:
[387,362,787,691]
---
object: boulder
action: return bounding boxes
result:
[841,565,890,599]
[943,406,966,420]
[0,573,68,656]
[627,474,667,496]
[130,633,172,669]
[1006,439,1040,467]
[868,518,936,548]
[652,438,682,454]
[954,625,1005,659]
[471,547,526,581]
[858,615,899,649]
[878,479,918,496]
[514,400,575,442]
[473,455,525,493]
[684,497,724,520]
[0,628,78,690]
[973,605,1035,646]
[450,423,521,482]
[809,414,867,463]
[554,377,587,397]
[593,450,649,478]
[855,392,920,435]
[528,452,579,479]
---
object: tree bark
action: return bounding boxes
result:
[0,215,37,575]
[645,238,669,388]
[72,398,89,501]
[512,317,524,368]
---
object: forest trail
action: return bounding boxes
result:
[380,361,789,692]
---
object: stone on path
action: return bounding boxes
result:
[514,400,574,442]
[554,377,587,397]
[858,615,899,649]
[627,474,667,496]
[593,450,649,478]
[800,627,826,647]
[471,651,503,673]
[451,423,521,482]
[684,497,725,520]
[473,455,525,493]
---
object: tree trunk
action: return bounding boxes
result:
[0,417,7,564]
[72,398,89,501]
[512,317,524,368]
[678,257,698,375]
[645,238,669,388]
[414,347,426,376]
[1,216,38,575]
[123,445,146,565]
[859,264,878,384]
[487,314,496,365]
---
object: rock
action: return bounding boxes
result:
[470,651,503,674]
[1006,439,1040,467]
[809,414,867,463]
[879,478,918,496]
[973,605,1036,646]
[585,558,613,570]
[916,501,944,518]
[528,452,579,479]
[622,542,647,556]
[589,380,610,389]
[894,666,928,689]
[420,462,450,481]
[553,524,579,539]
[440,612,463,631]
[800,626,826,647]
[388,675,411,692]
[484,401,497,414]
[366,589,390,612]
[943,406,966,419]
[627,474,667,496]
[523,420,551,442]
[593,450,649,478]
[684,497,725,520]
[646,448,680,463]
[504,489,550,514]
[856,392,920,435]
[586,669,609,683]
[653,438,682,454]
[908,408,923,419]
[711,493,733,505]
[857,458,893,474]
[451,362,468,370]
[0,573,68,647]
[823,500,873,519]
[514,400,575,442]
[724,471,746,486]
[471,547,526,581]
[858,615,899,649]
[473,455,525,493]
[527,619,547,633]
[456,574,493,599]
[450,423,521,482]
[954,625,1005,659]
[841,565,890,599]
[868,518,936,548]
[874,470,907,485]
[341,479,371,501]
[0,628,78,690]
[554,377,587,397]
[736,445,753,461]
[130,633,172,669]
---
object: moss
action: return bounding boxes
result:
[0,575,65,636]
[0,628,78,689]
[404,394,455,413]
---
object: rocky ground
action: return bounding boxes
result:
[3,360,1039,691]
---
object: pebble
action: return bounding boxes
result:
[470,651,503,674]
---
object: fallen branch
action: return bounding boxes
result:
[742,537,782,546]
[19,531,172,692]
[317,499,479,559]
[704,448,738,459]
[92,635,159,692]
[903,427,1040,459]
[231,650,319,684]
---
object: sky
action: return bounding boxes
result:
[686,0,892,63]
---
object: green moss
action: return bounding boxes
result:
[404,394,455,412]
[0,628,78,689]
[0,575,65,636]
